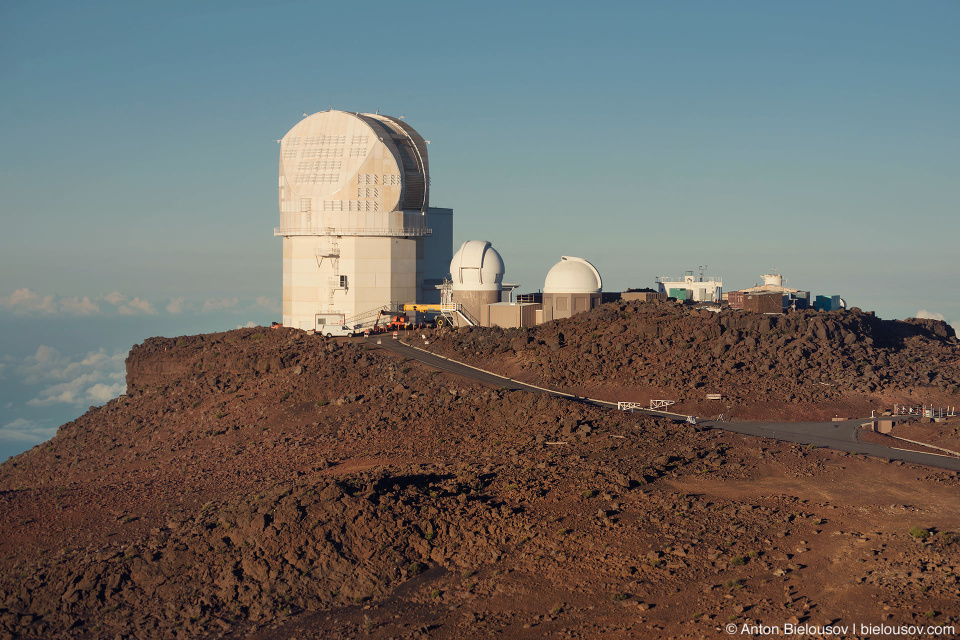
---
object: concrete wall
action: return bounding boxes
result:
[483,302,541,328]
[283,235,418,329]
[621,291,666,303]
[452,289,501,326]
[542,292,600,322]
[743,292,785,314]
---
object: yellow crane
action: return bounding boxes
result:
[401,303,444,313]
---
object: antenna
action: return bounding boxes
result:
[699,265,708,281]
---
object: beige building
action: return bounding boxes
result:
[621,290,666,303]
[481,302,541,328]
[275,110,452,330]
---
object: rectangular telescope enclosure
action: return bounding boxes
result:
[275,110,452,330]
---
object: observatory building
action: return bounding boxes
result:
[655,269,723,303]
[275,110,452,330]
[541,256,603,321]
[445,240,509,326]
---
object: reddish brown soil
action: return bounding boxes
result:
[423,302,960,422]
[1,324,959,640]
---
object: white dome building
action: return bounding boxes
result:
[450,241,505,291]
[444,240,507,326]
[542,256,603,321]
[544,256,602,294]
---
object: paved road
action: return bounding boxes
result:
[368,335,960,472]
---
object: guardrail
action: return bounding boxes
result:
[274,226,432,237]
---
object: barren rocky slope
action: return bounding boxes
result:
[1,324,959,639]
[425,302,960,421]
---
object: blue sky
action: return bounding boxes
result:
[1,0,958,458]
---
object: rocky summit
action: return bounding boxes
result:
[1,306,959,639]
[425,301,960,420]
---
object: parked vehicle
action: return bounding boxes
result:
[322,324,360,337]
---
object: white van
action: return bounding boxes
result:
[322,325,359,337]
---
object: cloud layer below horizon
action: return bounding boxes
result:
[1,288,279,317]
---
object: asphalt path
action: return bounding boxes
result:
[367,335,960,473]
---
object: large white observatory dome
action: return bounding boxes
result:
[277,110,429,234]
[449,241,504,291]
[543,256,602,294]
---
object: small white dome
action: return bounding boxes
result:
[543,256,602,294]
[450,240,504,291]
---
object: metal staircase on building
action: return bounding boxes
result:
[345,304,394,328]
[440,302,478,327]
[315,241,341,313]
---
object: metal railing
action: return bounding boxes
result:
[274,226,432,237]
[894,404,957,418]
[440,302,479,327]
[345,304,392,327]
[649,400,676,411]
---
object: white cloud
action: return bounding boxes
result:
[26,371,126,407]
[16,346,127,407]
[103,291,126,306]
[236,321,258,329]
[203,296,240,313]
[59,296,101,315]
[2,289,277,318]
[166,297,189,314]
[251,296,280,312]
[103,291,157,315]
[85,381,127,404]
[118,297,157,315]
[915,309,948,323]
[1,289,161,316]
[20,345,66,384]
[0,418,58,443]
[1,288,58,314]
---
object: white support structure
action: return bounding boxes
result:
[893,404,957,418]
[649,400,676,411]
[440,301,478,327]
[617,402,646,412]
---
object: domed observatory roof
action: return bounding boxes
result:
[449,241,504,291]
[543,256,602,294]
[277,110,430,235]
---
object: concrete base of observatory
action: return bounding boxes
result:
[281,207,452,330]
[282,235,419,330]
